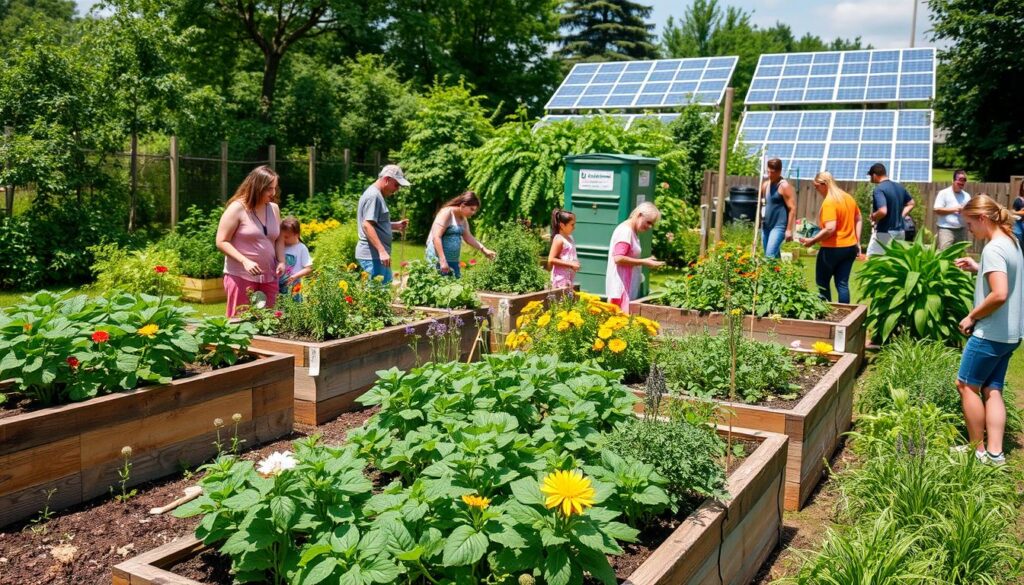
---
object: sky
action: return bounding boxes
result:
[73,0,936,50]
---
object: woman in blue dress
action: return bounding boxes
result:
[426,191,496,277]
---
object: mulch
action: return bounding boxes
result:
[0,408,377,585]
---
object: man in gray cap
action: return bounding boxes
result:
[355,164,410,283]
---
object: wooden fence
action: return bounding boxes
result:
[701,171,1024,253]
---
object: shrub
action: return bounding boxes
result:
[465,222,547,294]
[848,387,963,457]
[399,259,480,309]
[655,333,799,403]
[89,243,182,296]
[157,205,222,279]
[660,242,830,319]
[859,240,973,344]
[308,221,359,270]
[280,179,366,223]
[255,265,397,342]
[0,290,254,407]
[506,292,659,380]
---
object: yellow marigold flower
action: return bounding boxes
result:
[137,323,159,338]
[347,262,359,272]
[537,313,552,327]
[506,331,521,350]
[592,338,605,351]
[598,327,613,340]
[338,280,349,292]
[360,271,369,281]
[608,338,627,353]
[577,292,601,303]
[730,308,742,316]
[540,469,596,518]
[516,315,530,328]
[522,301,544,315]
[587,305,603,315]
[556,320,571,332]
[461,494,491,509]
[812,341,834,355]
[566,310,584,327]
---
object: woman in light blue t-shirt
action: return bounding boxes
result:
[953,194,1023,466]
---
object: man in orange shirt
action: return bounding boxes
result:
[797,171,863,303]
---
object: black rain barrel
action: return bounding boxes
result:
[727,186,758,222]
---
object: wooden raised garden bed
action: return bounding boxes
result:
[179,277,226,304]
[477,285,575,348]
[112,426,787,585]
[248,308,483,426]
[636,350,857,511]
[0,350,293,529]
[635,296,868,369]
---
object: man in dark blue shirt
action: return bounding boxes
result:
[865,163,915,256]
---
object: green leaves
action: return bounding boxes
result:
[442,525,489,566]
[860,239,974,345]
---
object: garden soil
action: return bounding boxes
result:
[0,408,377,585]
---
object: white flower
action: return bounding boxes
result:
[257,451,297,476]
[790,340,803,349]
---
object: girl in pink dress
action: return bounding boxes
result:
[605,202,665,314]
[548,209,579,289]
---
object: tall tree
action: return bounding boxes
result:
[929,0,1024,180]
[558,0,659,62]
[0,0,76,42]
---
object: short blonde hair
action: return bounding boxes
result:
[629,201,661,223]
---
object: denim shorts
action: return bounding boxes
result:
[957,336,1021,390]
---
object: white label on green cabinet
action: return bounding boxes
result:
[638,170,650,187]
[578,169,614,191]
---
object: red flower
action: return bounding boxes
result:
[292,283,302,294]
[469,259,477,266]
[273,311,283,318]
[66,356,79,368]
[774,265,781,272]
[154,265,168,274]
[91,331,110,343]
[345,296,354,304]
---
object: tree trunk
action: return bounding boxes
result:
[261,51,283,126]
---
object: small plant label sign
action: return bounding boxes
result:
[834,326,846,353]
[308,347,321,377]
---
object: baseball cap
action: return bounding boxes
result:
[379,164,411,187]
[867,163,887,177]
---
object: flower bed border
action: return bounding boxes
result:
[248,307,483,426]
[0,350,294,529]
[635,295,868,369]
[111,426,786,585]
[477,286,575,348]
[637,350,857,511]
[179,277,226,304]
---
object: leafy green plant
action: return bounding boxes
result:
[506,292,659,380]
[655,332,799,403]
[583,450,671,527]
[859,240,974,344]
[308,222,359,270]
[847,386,963,457]
[0,290,255,407]
[465,222,547,294]
[660,242,830,320]
[399,260,480,309]
[89,242,182,296]
[157,205,223,279]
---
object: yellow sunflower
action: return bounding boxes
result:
[812,341,834,355]
[137,323,159,338]
[540,469,596,517]
[461,494,491,509]
[608,338,627,353]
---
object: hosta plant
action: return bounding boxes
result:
[0,289,254,407]
[859,239,973,344]
[505,292,659,380]
[659,242,829,320]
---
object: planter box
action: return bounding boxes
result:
[249,308,483,427]
[636,297,868,369]
[477,286,575,348]
[0,351,294,529]
[636,350,857,511]
[180,277,226,304]
[113,427,787,585]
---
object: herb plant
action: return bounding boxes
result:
[89,243,182,296]
[859,239,974,344]
[399,259,480,309]
[157,205,223,279]
[655,333,800,403]
[0,290,255,407]
[464,222,547,294]
[659,242,829,320]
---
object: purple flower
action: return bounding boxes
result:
[404,325,416,335]
[454,316,465,328]
[427,320,448,338]
[487,306,495,316]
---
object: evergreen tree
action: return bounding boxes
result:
[558,0,659,62]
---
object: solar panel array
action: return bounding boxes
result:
[738,109,933,182]
[544,57,738,110]
[746,48,935,105]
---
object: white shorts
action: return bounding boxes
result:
[866,230,905,256]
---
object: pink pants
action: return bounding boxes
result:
[224,274,278,317]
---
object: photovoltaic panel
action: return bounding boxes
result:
[544,57,738,111]
[746,48,935,105]
[737,109,933,182]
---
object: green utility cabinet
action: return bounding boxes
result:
[563,153,659,297]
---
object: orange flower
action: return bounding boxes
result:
[292,283,302,294]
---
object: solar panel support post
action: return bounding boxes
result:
[713,87,735,244]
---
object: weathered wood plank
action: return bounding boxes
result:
[0,436,80,495]
[0,473,82,529]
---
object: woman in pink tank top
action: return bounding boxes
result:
[216,165,285,317]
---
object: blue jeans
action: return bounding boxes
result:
[762,225,786,258]
[958,336,1020,390]
[426,250,462,278]
[815,245,858,304]
[357,258,393,284]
